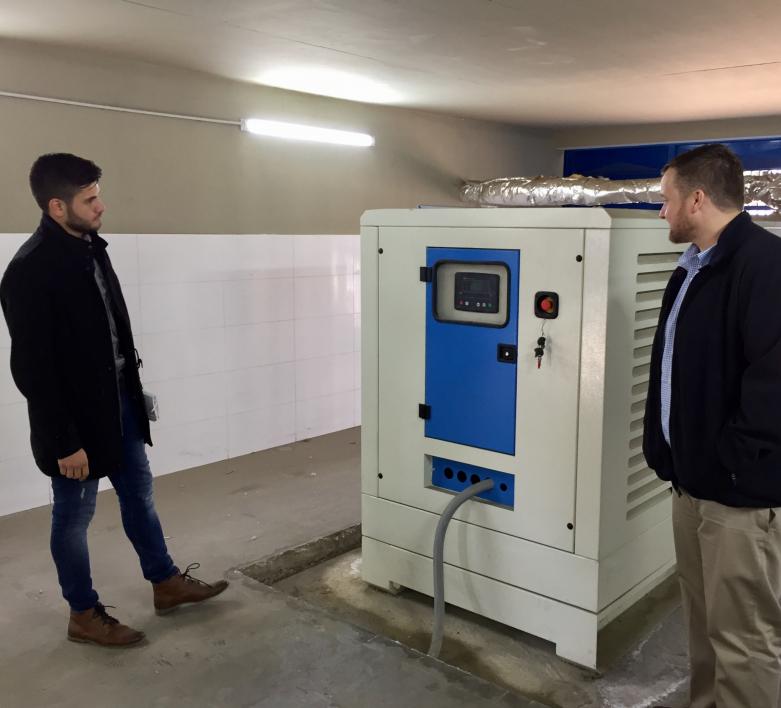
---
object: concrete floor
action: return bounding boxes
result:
[0,428,545,708]
[276,550,690,708]
[0,427,691,708]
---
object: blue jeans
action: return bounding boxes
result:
[50,388,177,611]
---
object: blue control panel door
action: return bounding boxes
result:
[424,247,520,455]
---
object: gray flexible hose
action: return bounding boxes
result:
[428,478,495,658]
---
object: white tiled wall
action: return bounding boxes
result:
[0,232,361,517]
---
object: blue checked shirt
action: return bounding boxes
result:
[660,244,715,446]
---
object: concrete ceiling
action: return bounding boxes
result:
[2,0,781,126]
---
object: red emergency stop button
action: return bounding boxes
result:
[534,291,559,319]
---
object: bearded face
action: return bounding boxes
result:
[668,208,696,244]
[660,169,695,245]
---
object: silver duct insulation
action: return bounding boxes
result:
[745,171,781,213]
[460,175,662,208]
[460,171,781,214]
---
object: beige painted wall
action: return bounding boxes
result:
[555,115,781,149]
[0,39,557,235]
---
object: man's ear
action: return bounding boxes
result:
[690,188,707,214]
[48,198,65,217]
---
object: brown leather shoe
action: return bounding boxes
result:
[153,563,229,615]
[68,603,145,647]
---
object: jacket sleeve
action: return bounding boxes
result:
[717,247,781,478]
[0,261,82,459]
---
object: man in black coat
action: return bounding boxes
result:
[643,144,781,706]
[0,153,228,646]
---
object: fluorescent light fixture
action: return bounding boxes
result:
[241,118,374,147]
[259,67,400,105]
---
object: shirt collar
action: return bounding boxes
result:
[678,243,715,272]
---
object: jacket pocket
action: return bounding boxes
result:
[718,439,781,504]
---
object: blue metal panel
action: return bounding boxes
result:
[431,457,515,508]
[563,143,676,180]
[676,138,781,170]
[424,247,519,455]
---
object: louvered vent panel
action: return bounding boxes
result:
[626,250,683,520]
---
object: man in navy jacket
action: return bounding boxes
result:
[643,144,781,706]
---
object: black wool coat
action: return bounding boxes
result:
[0,215,150,479]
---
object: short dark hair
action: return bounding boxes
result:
[662,144,744,211]
[29,153,102,212]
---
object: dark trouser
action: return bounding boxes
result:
[50,389,177,612]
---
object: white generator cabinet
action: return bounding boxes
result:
[360,207,685,669]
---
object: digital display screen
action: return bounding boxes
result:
[465,277,490,292]
[454,272,500,313]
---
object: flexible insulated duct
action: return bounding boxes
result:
[460,172,781,214]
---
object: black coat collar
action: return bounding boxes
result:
[708,211,752,267]
[38,213,108,253]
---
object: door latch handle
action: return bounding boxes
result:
[497,344,517,363]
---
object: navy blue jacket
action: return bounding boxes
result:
[643,212,781,507]
[0,215,150,479]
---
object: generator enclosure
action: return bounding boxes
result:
[359,207,692,669]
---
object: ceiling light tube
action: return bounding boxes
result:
[241,118,374,147]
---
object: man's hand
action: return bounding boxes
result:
[58,448,89,481]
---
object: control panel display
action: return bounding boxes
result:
[454,272,500,313]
